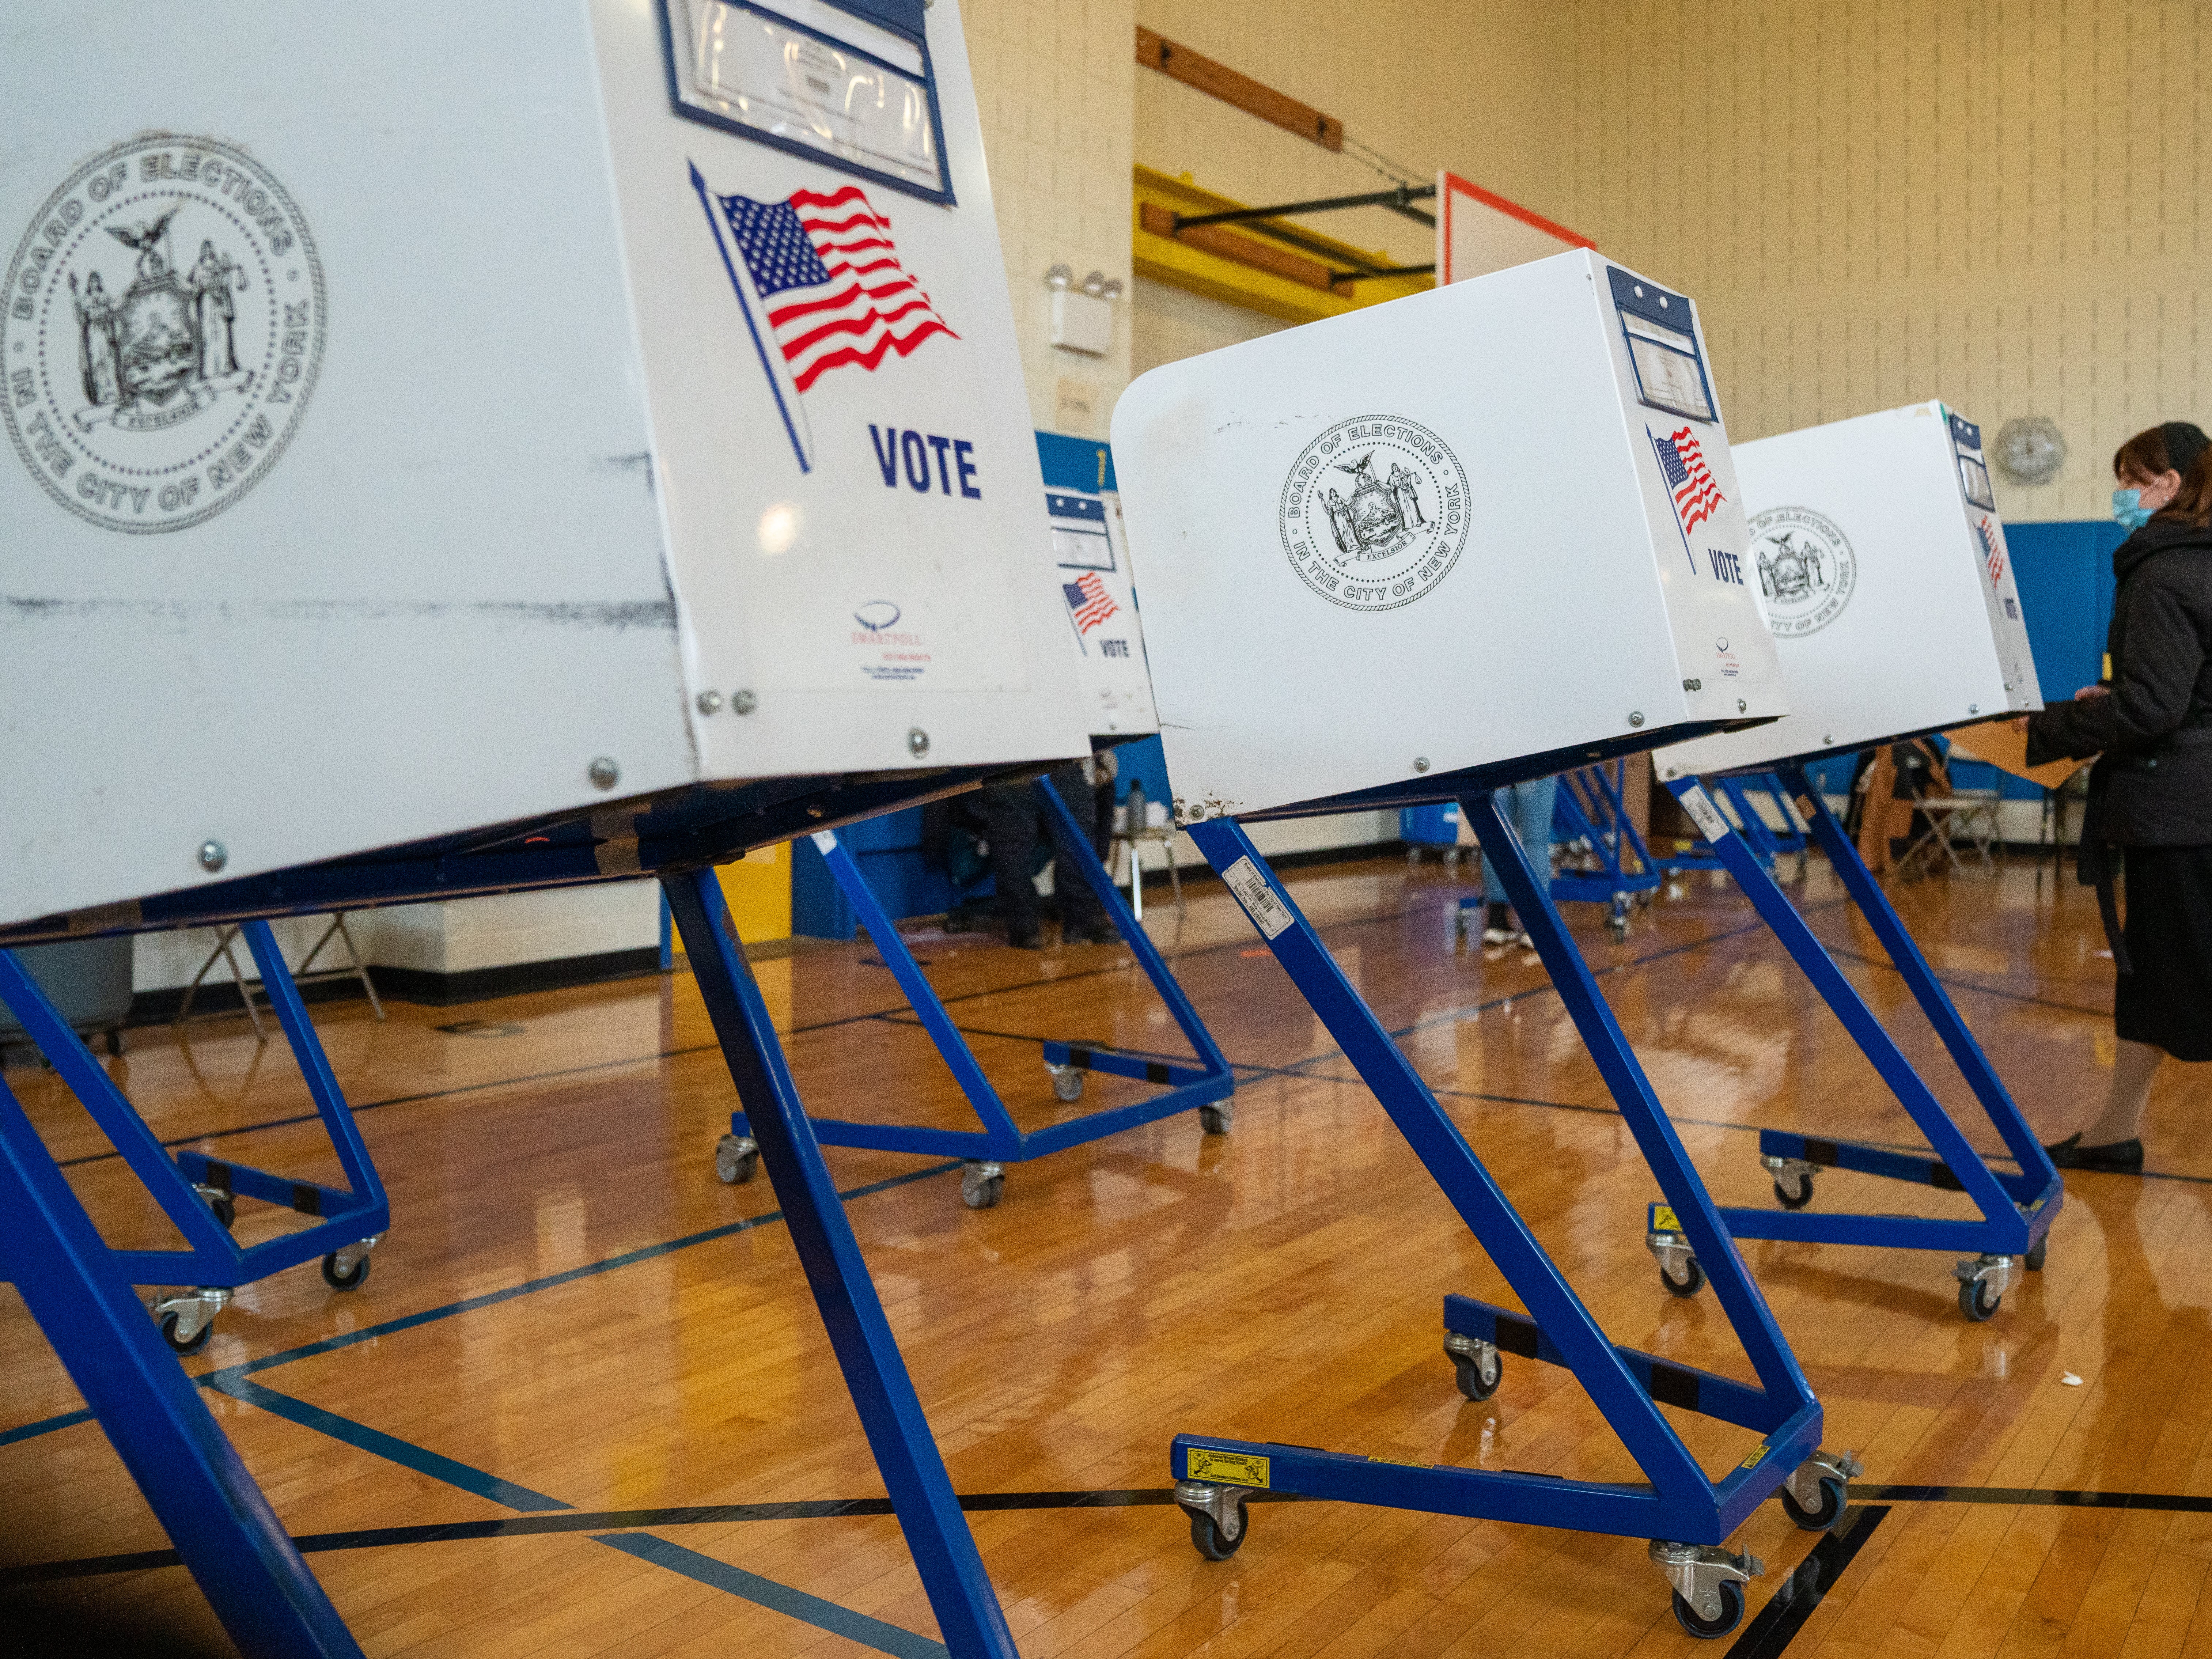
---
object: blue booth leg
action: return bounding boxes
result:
[733,775,1235,1204]
[1177,810,1832,1626]
[0,1071,365,1659]
[662,866,1020,1659]
[1661,773,2058,1312]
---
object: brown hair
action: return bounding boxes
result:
[2113,421,2209,488]
[2164,444,2212,528]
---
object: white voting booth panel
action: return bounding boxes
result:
[0,0,1086,930]
[1049,487,1158,737]
[1110,249,1786,822]
[1654,404,2042,781]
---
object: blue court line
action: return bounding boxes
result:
[206,1375,571,1511]
[0,1407,94,1447]
[0,1159,962,1448]
[594,1532,948,1659]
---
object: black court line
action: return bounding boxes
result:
[1725,1503,1888,1658]
[15,1480,2203,1592]
[1821,944,2110,1020]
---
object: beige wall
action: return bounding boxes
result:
[1128,0,1564,370]
[964,0,1137,435]
[1551,0,2210,521]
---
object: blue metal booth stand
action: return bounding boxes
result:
[1646,766,2061,1322]
[0,768,1065,1659]
[1163,753,1859,1640]
[717,773,1234,1209]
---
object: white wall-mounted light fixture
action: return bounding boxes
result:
[1049,264,1118,355]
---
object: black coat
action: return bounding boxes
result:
[2027,517,2212,845]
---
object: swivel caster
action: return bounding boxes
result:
[1198,1101,1233,1135]
[1443,1332,1501,1401]
[2025,1236,2048,1273]
[1175,1479,1249,1561]
[1647,1209,1704,1298]
[1650,1540,1760,1639]
[321,1235,379,1290]
[960,1161,1004,1209]
[1761,1153,1821,1211]
[715,1133,760,1185]
[1659,1253,1705,1298]
[151,1286,230,1356]
[194,1182,236,1231]
[1779,1448,1861,1531]
[1048,1064,1084,1103]
[1954,1253,2013,1322]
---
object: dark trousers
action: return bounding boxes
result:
[974,766,1104,936]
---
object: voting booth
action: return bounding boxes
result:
[0,5,1083,1655]
[721,477,1235,1211]
[1113,250,1857,1639]
[1645,405,2059,1321]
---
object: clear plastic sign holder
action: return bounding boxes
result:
[0,776,1048,1659]
[1648,768,2060,1323]
[1167,775,1858,1640]
[716,773,1233,1209]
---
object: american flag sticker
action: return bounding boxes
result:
[690,165,959,473]
[1649,425,1726,571]
[1975,516,2006,584]
[1062,571,1119,647]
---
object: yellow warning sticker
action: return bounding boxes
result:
[1188,1449,1270,1488]
[1367,1454,1425,1468]
[1652,1204,1681,1233]
[1739,1443,1769,1470]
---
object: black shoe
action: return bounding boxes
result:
[2042,1133,2079,1159]
[1007,926,1043,951]
[1064,920,1118,945]
[2049,1136,2144,1173]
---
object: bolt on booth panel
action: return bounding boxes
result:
[1650,404,2058,1322]
[0,3,1086,1655]
[720,482,1234,1213]
[1114,247,1858,1638]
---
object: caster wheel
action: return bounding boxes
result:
[322,1251,371,1291]
[1636,890,1655,909]
[1185,1506,1246,1561]
[159,1312,213,1356]
[1781,1475,1847,1531]
[1660,1254,1705,1298]
[1671,1582,1745,1639]
[106,1029,127,1057]
[1607,919,1629,940]
[1051,1068,1085,1103]
[1443,849,1461,871]
[1450,1348,1501,1402]
[2025,1237,2048,1272]
[207,1194,236,1231]
[961,1171,1004,1210]
[1959,1277,2001,1322]
[1773,1173,1815,1211]
[1198,1103,1232,1135]
[715,1134,759,1185]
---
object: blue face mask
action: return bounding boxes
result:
[2113,488,2153,530]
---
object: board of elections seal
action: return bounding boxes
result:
[3,134,325,534]
[1279,415,1469,612]
[1749,505,1855,637]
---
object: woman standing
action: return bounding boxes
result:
[2030,421,2212,1171]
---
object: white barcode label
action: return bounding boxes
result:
[1222,855,1295,940]
[1678,784,1730,843]
[810,830,838,853]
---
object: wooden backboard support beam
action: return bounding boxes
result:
[1136,27,1344,152]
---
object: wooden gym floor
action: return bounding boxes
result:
[2,846,2207,1659]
